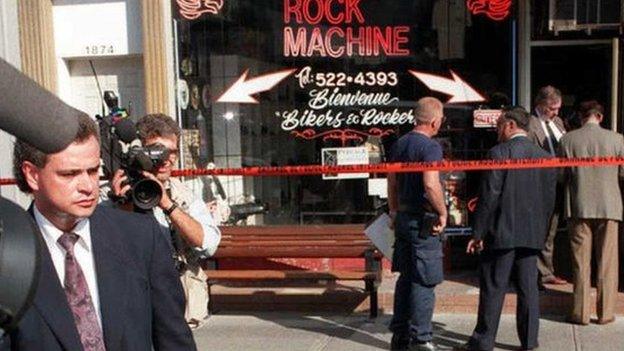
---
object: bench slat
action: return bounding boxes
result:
[221,235,367,240]
[220,239,372,247]
[220,224,365,236]
[206,269,377,280]
[214,247,374,258]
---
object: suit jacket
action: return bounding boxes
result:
[528,115,566,152]
[473,136,557,250]
[5,206,196,351]
[559,122,624,220]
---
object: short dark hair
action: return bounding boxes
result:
[136,114,180,142]
[534,85,562,106]
[578,100,604,119]
[501,106,530,131]
[13,113,99,193]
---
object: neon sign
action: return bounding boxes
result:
[467,0,512,21]
[176,0,224,20]
[283,0,410,58]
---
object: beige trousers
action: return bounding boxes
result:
[569,219,619,323]
[180,266,209,329]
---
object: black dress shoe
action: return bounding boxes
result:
[391,333,410,350]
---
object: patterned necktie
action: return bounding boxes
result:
[58,232,106,351]
[545,121,560,155]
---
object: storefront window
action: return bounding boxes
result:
[172,0,513,225]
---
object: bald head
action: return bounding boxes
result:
[415,97,444,125]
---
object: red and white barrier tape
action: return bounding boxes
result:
[171,156,624,177]
[1,156,623,186]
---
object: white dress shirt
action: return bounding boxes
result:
[34,206,103,327]
[536,110,565,155]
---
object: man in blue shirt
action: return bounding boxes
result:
[387,97,448,351]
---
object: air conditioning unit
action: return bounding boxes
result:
[549,0,623,33]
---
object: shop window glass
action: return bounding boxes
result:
[172,0,513,225]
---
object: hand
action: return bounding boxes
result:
[111,169,131,198]
[466,238,484,254]
[140,171,172,209]
[432,213,447,235]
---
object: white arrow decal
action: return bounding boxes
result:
[409,70,486,103]
[216,69,297,104]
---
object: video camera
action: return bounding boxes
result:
[97,91,169,210]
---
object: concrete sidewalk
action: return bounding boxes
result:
[192,312,624,351]
[210,270,624,315]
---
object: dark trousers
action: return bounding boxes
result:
[390,271,436,342]
[469,248,540,351]
[389,212,444,343]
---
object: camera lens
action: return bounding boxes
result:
[132,178,162,210]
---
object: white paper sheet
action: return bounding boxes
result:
[364,213,394,261]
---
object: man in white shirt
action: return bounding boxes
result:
[111,113,221,329]
[527,85,567,286]
[6,113,196,350]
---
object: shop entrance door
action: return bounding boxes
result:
[530,39,622,283]
[530,39,619,131]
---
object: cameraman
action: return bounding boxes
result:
[110,113,221,329]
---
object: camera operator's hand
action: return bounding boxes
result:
[110,169,133,211]
[111,169,131,198]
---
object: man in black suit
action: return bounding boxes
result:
[4,114,196,350]
[459,107,557,351]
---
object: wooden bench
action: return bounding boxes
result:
[206,224,383,318]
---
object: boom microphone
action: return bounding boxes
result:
[0,58,80,153]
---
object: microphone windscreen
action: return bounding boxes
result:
[0,58,81,153]
[115,119,137,143]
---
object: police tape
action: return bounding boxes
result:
[0,178,15,186]
[171,156,624,177]
[1,156,623,186]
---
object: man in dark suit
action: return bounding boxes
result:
[527,86,567,286]
[4,114,196,350]
[460,107,557,351]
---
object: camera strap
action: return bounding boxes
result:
[165,188,185,255]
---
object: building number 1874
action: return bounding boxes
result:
[85,45,115,56]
